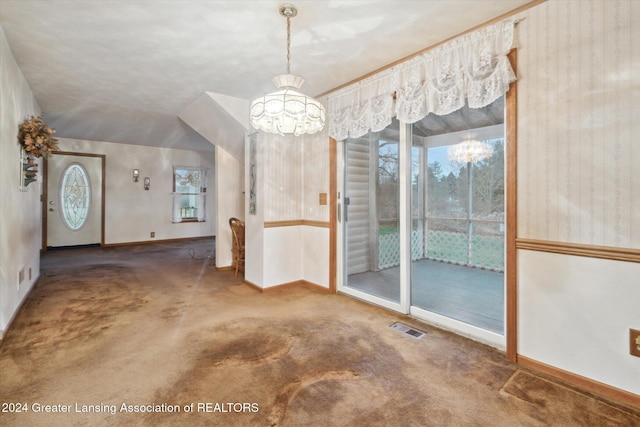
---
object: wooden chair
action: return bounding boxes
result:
[229,217,245,277]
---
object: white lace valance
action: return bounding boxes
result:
[328,20,516,141]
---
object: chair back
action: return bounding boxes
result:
[229,217,245,250]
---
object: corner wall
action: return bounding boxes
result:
[0,27,41,337]
[247,120,331,290]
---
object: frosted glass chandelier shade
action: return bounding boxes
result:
[250,74,326,136]
[250,4,326,136]
[447,139,493,163]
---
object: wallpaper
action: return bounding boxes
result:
[302,126,330,223]
[260,127,330,223]
[261,133,303,221]
[516,0,639,248]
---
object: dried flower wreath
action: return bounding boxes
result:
[18,115,59,158]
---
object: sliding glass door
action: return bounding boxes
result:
[342,119,401,308]
[410,118,505,338]
[340,99,506,346]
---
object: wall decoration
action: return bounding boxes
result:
[18,115,59,158]
[19,148,38,191]
[17,115,59,191]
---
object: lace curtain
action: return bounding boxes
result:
[172,193,183,223]
[171,193,206,222]
[328,20,516,141]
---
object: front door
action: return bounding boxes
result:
[46,153,103,248]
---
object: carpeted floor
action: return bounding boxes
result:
[1,239,638,426]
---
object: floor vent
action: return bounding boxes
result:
[390,322,425,339]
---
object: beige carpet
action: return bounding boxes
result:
[1,239,638,426]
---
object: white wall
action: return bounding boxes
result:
[215,144,243,269]
[57,138,215,244]
[261,224,329,289]
[0,27,41,337]
[302,226,330,288]
[263,227,303,288]
[519,250,640,394]
[515,0,640,395]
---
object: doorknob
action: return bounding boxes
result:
[49,208,55,212]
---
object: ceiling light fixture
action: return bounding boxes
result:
[250,3,326,136]
[447,139,493,163]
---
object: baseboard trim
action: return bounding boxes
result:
[517,355,640,410]
[101,235,215,248]
[0,273,40,346]
[297,280,332,293]
[264,220,330,228]
[244,279,262,292]
[244,279,330,294]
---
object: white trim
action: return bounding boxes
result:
[410,305,506,350]
[398,122,411,312]
[338,286,407,314]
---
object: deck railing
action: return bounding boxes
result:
[377,217,504,272]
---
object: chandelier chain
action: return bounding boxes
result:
[286,15,291,74]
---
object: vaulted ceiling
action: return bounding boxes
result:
[0,1,532,151]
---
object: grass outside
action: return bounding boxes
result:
[379,224,397,235]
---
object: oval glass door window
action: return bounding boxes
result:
[59,163,91,230]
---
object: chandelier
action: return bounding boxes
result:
[447,139,493,163]
[250,4,326,136]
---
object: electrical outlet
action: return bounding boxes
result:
[150,232,155,238]
[630,329,640,357]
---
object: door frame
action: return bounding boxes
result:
[42,151,106,251]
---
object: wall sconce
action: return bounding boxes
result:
[133,169,140,182]
[144,177,150,190]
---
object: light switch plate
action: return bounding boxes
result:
[630,329,640,357]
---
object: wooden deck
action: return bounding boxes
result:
[347,259,504,334]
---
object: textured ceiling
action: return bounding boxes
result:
[0,0,532,151]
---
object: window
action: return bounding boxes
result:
[60,163,91,230]
[172,166,206,222]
